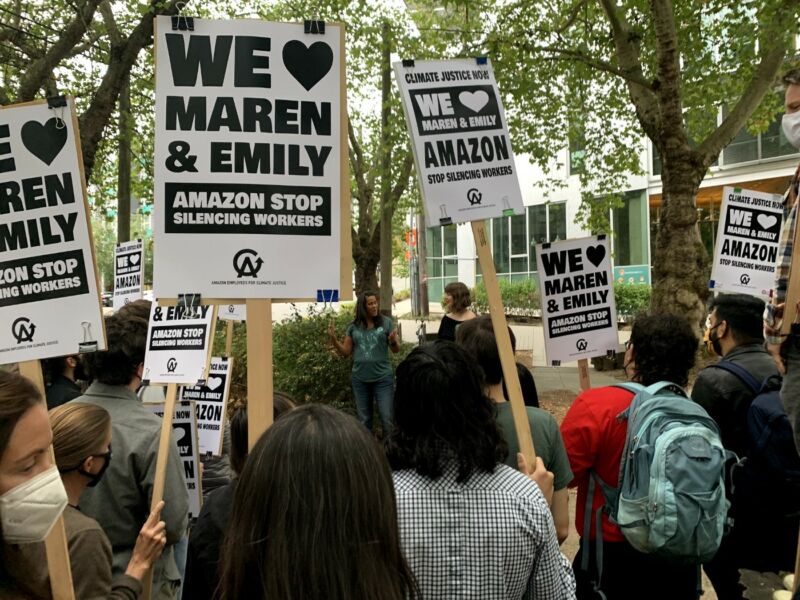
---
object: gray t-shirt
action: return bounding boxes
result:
[494,402,574,491]
[346,316,394,382]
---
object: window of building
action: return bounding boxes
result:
[612,192,647,266]
[425,225,459,301]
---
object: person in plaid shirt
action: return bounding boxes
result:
[764,68,800,453]
[386,341,576,600]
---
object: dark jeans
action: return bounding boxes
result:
[574,540,700,600]
[351,374,394,433]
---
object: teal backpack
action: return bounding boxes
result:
[581,382,729,590]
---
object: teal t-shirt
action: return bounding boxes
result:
[346,316,394,382]
[494,402,574,491]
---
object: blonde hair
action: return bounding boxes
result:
[49,403,111,472]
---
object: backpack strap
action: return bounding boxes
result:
[708,361,761,395]
[581,471,609,600]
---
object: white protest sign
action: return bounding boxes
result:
[0,99,105,363]
[393,58,524,226]
[218,303,246,321]
[153,17,348,300]
[180,357,232,456]
[536,236,619,364]
[710,186,783,297]
[148,400,203,518]
[143,303,216,385]
[113,239,144,311]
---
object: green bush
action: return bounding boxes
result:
[614,282,651,316]
[471,278,540,316]
[212,305,413,413]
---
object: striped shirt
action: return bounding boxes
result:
[393,461,576,599]
[765,169,799,345]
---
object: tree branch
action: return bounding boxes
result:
[698,17,792,163]
[649,0,685,137]
[555,0,589,35]
[79,0,184,180]
[98,0,121,45]
[17,0,102,101]
[529,44,654,88]
[597,0,661,143]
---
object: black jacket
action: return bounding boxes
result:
[691,343,779,458]
[183,480,236,600]
[45,374,82,410]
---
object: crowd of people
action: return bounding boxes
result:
[1,67,800,600]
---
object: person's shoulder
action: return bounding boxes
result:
[64,507,109,548]
[483,464,545,502]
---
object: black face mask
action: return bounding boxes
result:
[76,447,112,488]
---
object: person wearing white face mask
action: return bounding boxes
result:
[0,370,66,599]
[3,399,167,600]
[764,68,800,455]
[0,371,166,600]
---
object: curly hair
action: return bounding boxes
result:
[629,314,698,387]
[444,282,472,313]
[385,341,507,482]
[83,313,149,386]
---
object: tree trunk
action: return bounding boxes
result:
[650,151,709,329]
[116,75,131,243]
[354,248,380,296]
[378,20,393,317]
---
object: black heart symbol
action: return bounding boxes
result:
[282,41,333,91]
[21,118,68,165]
[586,244,606,267]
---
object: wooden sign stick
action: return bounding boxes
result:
[780,211,800,335]
[471,220,536,464]
[246,299,274,450]
[141,382,178,600]
[225,320,234,357]
[18,360,76,600]
[793,528,799,594]
[578,358,591,391]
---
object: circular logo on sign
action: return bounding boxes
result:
[167,357,178,373]
[11,317,35,344]
[233,249,264,278]
[739,273,751,285]
[467,188,482,206]
[576,338,588,351]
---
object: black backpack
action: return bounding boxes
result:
[710,361,800,518]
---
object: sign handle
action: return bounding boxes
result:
[578,358,592,391]
[793,527,799,594]
[471,220,536,463]
[225,320,234,357]
[246,299,274,450]
[18,360,76,600]
[141,382,178,600]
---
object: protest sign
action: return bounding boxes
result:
[218,303,246,321]
[710,186,783,297]
[0,99,105,364]
[536,236,619,365]
[142,303,216,385]
[393,58,524,226]
[153,17,350,300]
[113,239,144,310]
[180,357,232,456]
[148,400,203,518]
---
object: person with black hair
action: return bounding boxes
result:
[42,355,86,409]
[693,293,780,458]
[438,281,477,341]
[694,294,793,600]
[456,316,572,544]
[183,393,296,600]
[560,314,700,599]
[70,311,188,600]
[387,341,576,599]
[328,291,400,433]
[217,404,418,600]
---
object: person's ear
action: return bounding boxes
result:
[81,455,95,474]
[136,363,144,380]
